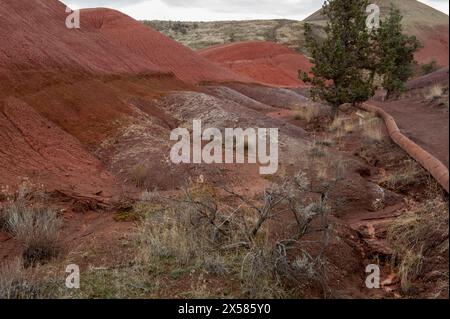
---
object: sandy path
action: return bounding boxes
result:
[371,98,449,168]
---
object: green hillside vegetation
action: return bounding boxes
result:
[142,0,448,55]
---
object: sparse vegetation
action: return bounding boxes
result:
[310,146,327,158]
[388,196,449,295]
[381,159,428,192]
[0,258,59,299]
[425,84,444,101]
[421,60,439,75]
[293,104,321,122]
[133,173,333,298]
[142,19,308,52]
[329,115,358,139]
[131,164,152,189]
[2,187,62,267]
[361,116,385,143]
[315,138,334,147]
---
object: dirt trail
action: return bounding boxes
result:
[370,98,449,168]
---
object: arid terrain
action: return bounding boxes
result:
[0,0,448,299]
[145,0,449,66]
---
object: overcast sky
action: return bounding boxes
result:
[63,0,449,21]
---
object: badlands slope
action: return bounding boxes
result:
[199,41,312,87]
[81,8,250,84]
[0,0,252,200]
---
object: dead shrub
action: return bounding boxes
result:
[136,174,332,298]
[138,182,237,268]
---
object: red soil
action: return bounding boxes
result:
[80,8,250,84]
[199,41,313,88]
[0,1,169,78]
[370,97,449,169]
[0,1,185,200]
[0,1,251,199]
[0,97,120,204]
[414,24,449,67]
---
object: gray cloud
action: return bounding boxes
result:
[64,0,448,19]
[160,0,318,16]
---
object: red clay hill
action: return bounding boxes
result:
[199,41,312,88]
[80,8,250,84]
[0,0,252,200]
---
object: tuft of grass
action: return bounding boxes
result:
[388,197,449,295]
[425,84,444,101]
[139,211,201,266]
[362,117,385,143]
[5,203,62,267]
[114,202,165,222]
[240,244,287,299]
[315,138,334,147]
[329,115,357,138]
[0,258,58,299]
[68,266,158,299]
[293,104,322,123]
[131,164,151,189]
[397,249,424,293]
[311,150,346,183]
[381,160,428,192]
[309,146,327,158]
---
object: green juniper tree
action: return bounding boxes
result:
[300,0,375,116]
[374,4,421,99]
[300,1,421,112]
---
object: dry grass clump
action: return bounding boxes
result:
[361,116,386,143]
[388,196,449,295]
[293,104,322,123]
[131,164,151,189]
[425,84,444,101]
[310,149,346,183]
[315,137,335,147]
[0,258,58,299]
[6,206,62,267]
[327,111,387,144]
[137,183,239,270]
[329,115,358,138]
[239,242,287,298]
[2,186,62,267]
[139,209,204,266]
[309,146,327,158]
[381,159,428,192]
